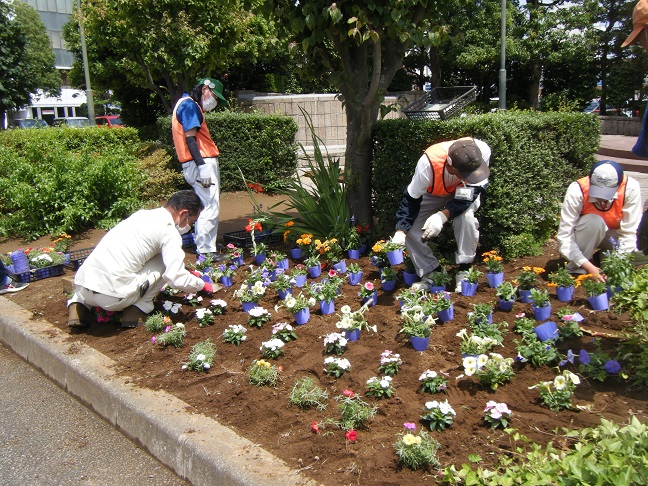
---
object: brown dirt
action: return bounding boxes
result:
[1,191,647,485]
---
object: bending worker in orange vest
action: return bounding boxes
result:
[172,77,227,262]
[557,160,644,282]
[392,138,491,292]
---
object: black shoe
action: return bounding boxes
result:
[0,279,28,295]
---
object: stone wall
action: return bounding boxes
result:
[600,115,641,136]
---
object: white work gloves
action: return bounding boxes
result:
[421,212,448,241]
[197,164,213,188]
[392,231,406,246]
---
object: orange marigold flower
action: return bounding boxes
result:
[533,267,545,274]
[284,221,295,227]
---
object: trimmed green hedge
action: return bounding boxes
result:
[158,111,298,192]
[372,111,600,257]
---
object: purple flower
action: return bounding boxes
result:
[219,263,227,272]
[560,349,575,367]
[197,254,206,263]
[604,360,621,374]
[403,422,416,431]
[228,264,238,272]
[578,349,590,365]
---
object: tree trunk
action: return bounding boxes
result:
[344,103,378,226]
[529,61,541,110]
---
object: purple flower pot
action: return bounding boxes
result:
[293,274,307,287]
[290,247,302,259]
[232,255,244,267]
[386,249,404,266]
[348,271,363,286]
[201,274,213,283]
[254,253,266,265]
[437,304,454,323]
[219,275,233,287]
[345,329,360,342]
[606,285,622,300]
[347,249,360,260]
[277,288,292,300]
[410,336,430,351]
[293,308,310,325]
[320,300,335,315]
[556,285,574,302]
[461,281,478,296]
[361,292,377,307]
[518,289,533,303]
[534,321,559,342]
[382,278,397,292]
[429,285,445,293]
[403,271,420,286]
[277,259,290,270]
[10,250,29,274]
[474,313,492,325]
[308,265,321,278]
[241,301,256,313]
[532,304,552,322]
[588,293,609,311]
[498,299,514,311]
[486,272,504,288]
[332,260,347,274]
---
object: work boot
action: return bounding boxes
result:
[455,270,470,293]
[68,303,91,329]
[410,272,434,292]
[121,305,147,328]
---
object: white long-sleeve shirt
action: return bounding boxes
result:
[75,207,204,298]
[557,177,643,266]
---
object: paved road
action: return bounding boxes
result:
[0,343,187,486]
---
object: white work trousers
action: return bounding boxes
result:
[182,157,221,254]
[565,213,618,273]
[67,255,164,314]
[405,194,481,277]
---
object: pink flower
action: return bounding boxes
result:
[403,422,416,431]
[328,269,338,277]
[227,243,235,249]
[164,325,172,333]
[151,336,156,344]
[515,313,525,318]
[343,389,355,398]
[97,315,109,323]
[311,421,319,433]
[562,315,574,321]
[345,430,357,442]
[364,282,374,291]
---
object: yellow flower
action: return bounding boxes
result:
[522,266,532,272]
[547,282,557,288]
[256,359,271,368]
[532,267,545,274]
[402,434,421,446]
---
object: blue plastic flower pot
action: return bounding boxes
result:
[386,249,404,266]
[410,336,430,351]
[219,275,232,287]
[320,300,335,315]
[555,285,574,302]
[606,285,622,300]
[518,289,533,303]
[232,255,244,267]
[498,299,514,311]
[277,288,292,300]
[308,265,321,278]
[241,301,256,313]
[461,281,478,296]
[486,272,504,288]
[293,308,310,325]
[532,304,552,321]
[289,247,302,259]
[403,271,420,286]
[361,292,377,307]
[429,285,445,293]
[345,329,360,342]
[332,260,347,274]
[534,321,559,342]
[347,249,360,260]
[382,278,397,292]
[588,292,609,311]
[277,259,290,270]
[437,304,454,323]
[293,275,307,287]
[348,271,363,286]
[254,253,266,265]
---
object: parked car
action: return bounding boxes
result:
[52,117,91,128]
[583,100,631,117]
[95,115,125,128]
[10,118,48,129]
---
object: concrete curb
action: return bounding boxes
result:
[0,297,317,486]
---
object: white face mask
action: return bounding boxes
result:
[202,94,217,112]
[175,213,191,235]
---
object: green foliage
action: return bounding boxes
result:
[394,430,440,470]
[515,334,560,368]
[373,112,598,257]
[333,392,377,431]
[183,339,216,372]
[289,377,329,410]
[0,131,145,239]
[158,111,298,193]
[155,323,186,347]
[600,247,635,289]
[441,417,648,485]
[248,359,281,387]
[613,266,648,340]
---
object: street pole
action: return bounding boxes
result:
[499,0,507,111]
[77,0,95,124]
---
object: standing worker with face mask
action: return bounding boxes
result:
[66,191,214,329]
[172,77,227,262]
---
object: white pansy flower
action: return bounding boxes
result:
[477,354,489,368]
[566,371,580,385]
[499,361,511,373]
[196,354,206,361]
[379,376,393,388]
[307,297,317,306]
[438,400,456,416]
[464,363,477,376]
[341,305,352,314]
[554,375,567,390]
[420,370,438,381]
[176,323,185,329]
[284,296,297,308]
[203,363,210,370]
[425,400,439,410]
[210,299,227,308]
[249,306,269,317]
[462,356,477,369]
[260,338,284,351]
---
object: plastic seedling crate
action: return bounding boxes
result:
[222,230,282,249]
[9,264,65,283]
[403,86,477,120]
[63,247,94,270]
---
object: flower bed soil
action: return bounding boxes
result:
[2,196,647,485]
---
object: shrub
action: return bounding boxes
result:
[372,111,598,258]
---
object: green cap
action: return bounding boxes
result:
[198,77,226,101]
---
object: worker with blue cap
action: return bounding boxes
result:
[172,77,227,262]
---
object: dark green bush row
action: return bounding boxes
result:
[372,111,600,257]
[157,111,298,192]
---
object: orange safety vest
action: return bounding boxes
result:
[577,175,627,230]
[171,97,219,163]
[424,137,472,196]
